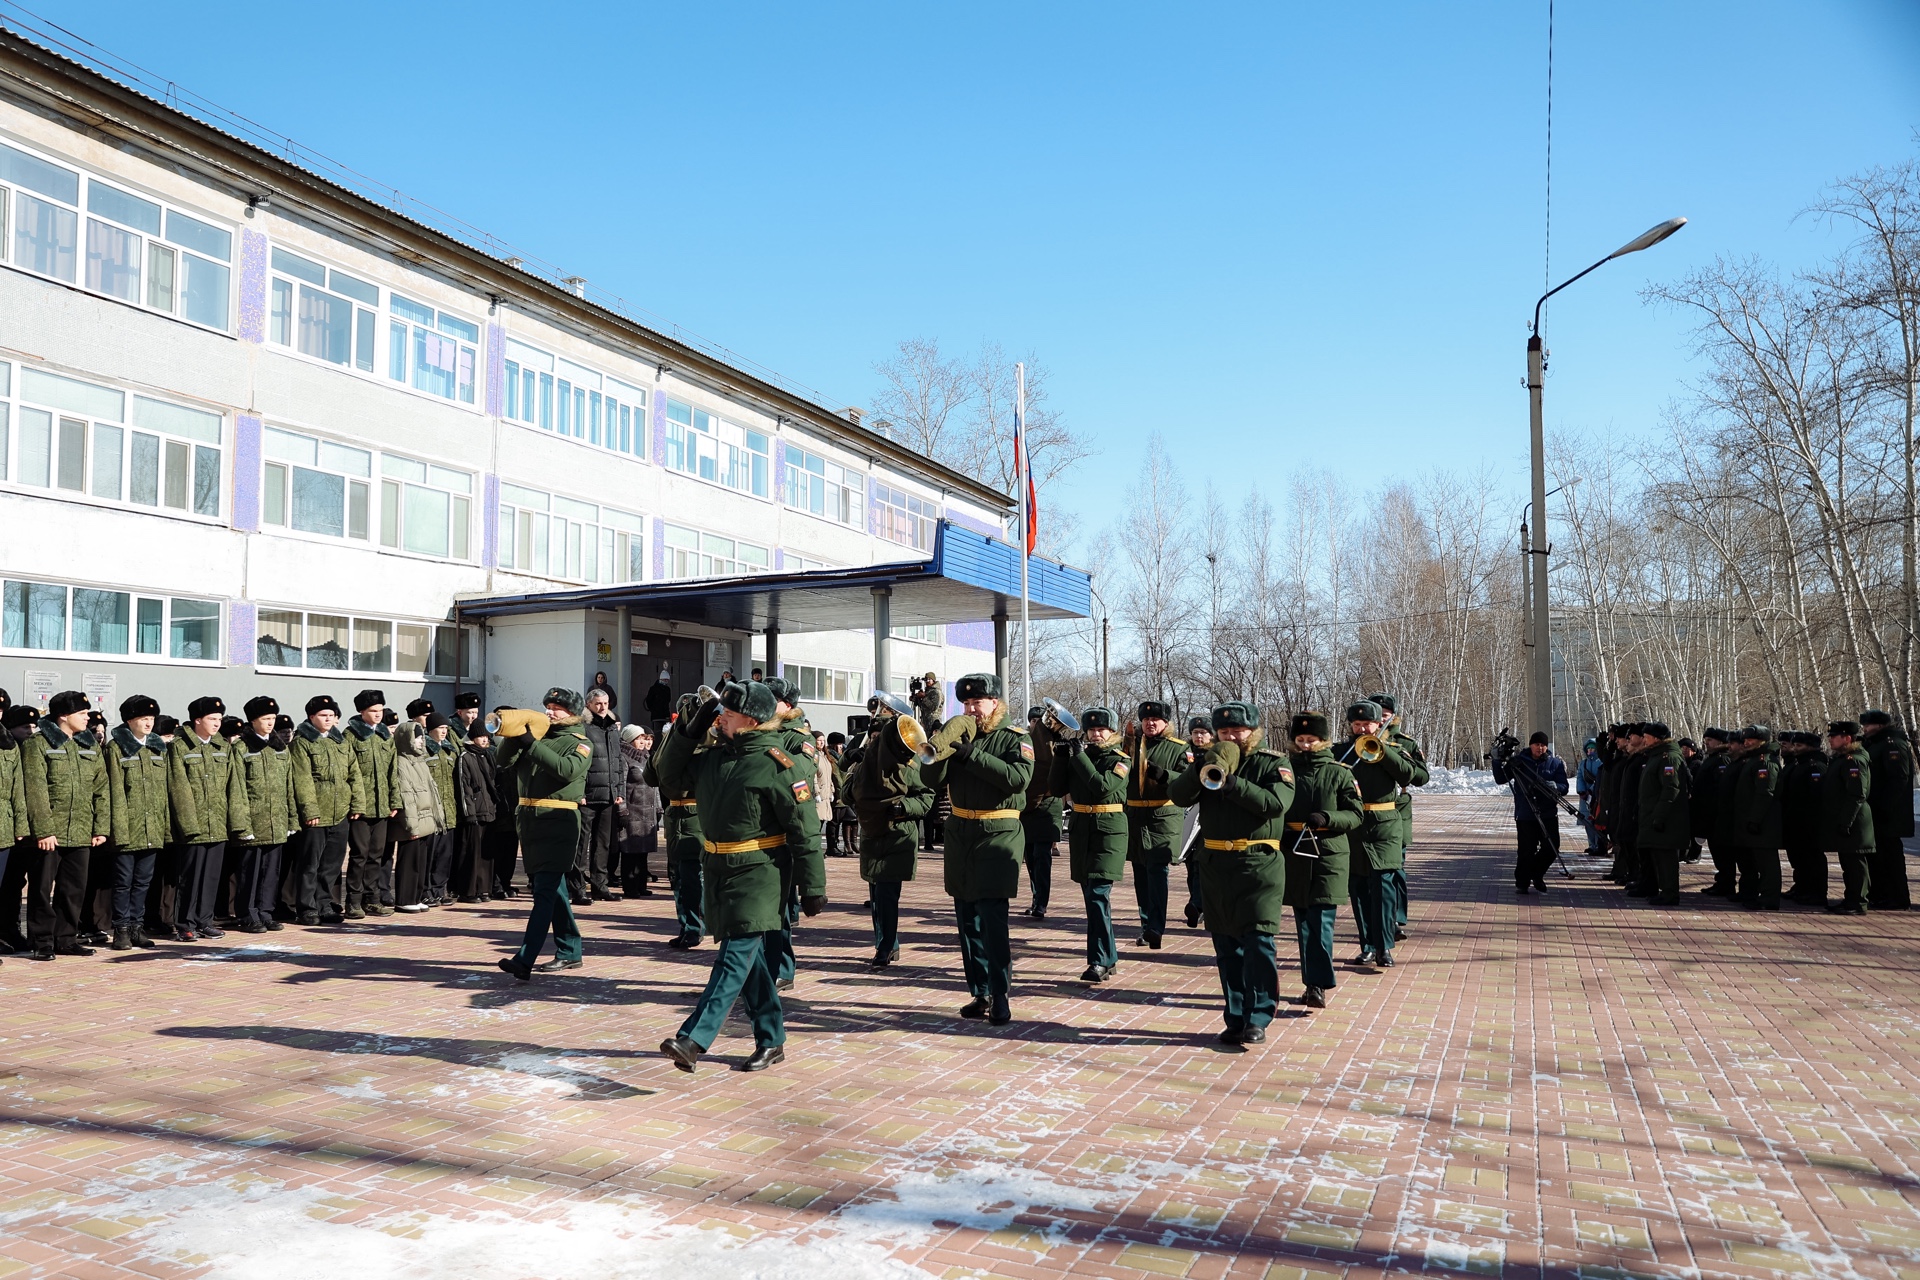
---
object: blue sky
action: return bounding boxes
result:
[22,0,1920,545]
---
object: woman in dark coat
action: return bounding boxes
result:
[620,725,660,896]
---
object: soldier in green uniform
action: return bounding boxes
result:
[1778,732,1829,904]
[1366,693,1428,936]
[0,698,23,963]
[1337,700,1417,967]
[289,695,359,926]
[851,694,935,966]
[1860,710,1914,911]
[233,696,299,934]
[1181,715,1214,927]
[1727,725,1783,910]
[106,694,169,950]
[1169,701,1294,1045]
[495,688,594,978]
[923,673,1034,1026]
[1055,707,1129,982]
[1126,700,1189,949]
[343,690,399,921]
[649,692,707,949]
[1823,720,1876,915]
[1690,729,1733,894]
[763,679,822,990]
[21,690,112,959]
[656,681,826,1073]
[168,696,250,943]
[1020,706,1063,919]
[1284,711,1365,1008]
[1634,721,1692,907]
[424,715,459,906]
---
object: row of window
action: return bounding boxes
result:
[268,247,478,405]
[256,608,475,679]
[260,426,472,559]
[495,483,646,584]
[3,578,221,662]
[503,339,649,461]
[780,663,866,706]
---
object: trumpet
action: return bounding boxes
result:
[1200,762,1228,790]
[1042,697,1081,739]
[485,708,550,741]
[1197,740,1242,790]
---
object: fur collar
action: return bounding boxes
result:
[112,724,163,753]
[976,704,1007,734]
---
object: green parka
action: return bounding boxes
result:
[1062,740,1130,885]
[0,738,26,846]
[290,721,359,827]
[1726,744,1782,850]
[646,736,704,861]
[1169,734,1296,936]
[851,717,933,883]
[1385,727,1431,846]
[344,718,397,817]
[924,709,1035,902]
[1126,732,1191,866]
[1634,738,1693,849]
[168,728,250,843]
[427,736,458,829]
[234,730,299,846]
[1823,742,1875,854]
[499,717,592,875]
[107,724,171,852]
[22,721,111,847]
[1283,748,1365,908]
[1866,727,1916,839]
[1779,749,1827,851]
[1339,734,1420,872]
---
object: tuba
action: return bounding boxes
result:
[486,708,550,741]
[1041,697,1081,740]
[869,690,939,765]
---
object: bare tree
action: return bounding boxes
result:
[869,338,973,461]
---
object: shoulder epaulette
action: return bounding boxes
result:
[767,747,794,769]
[1009,723,1029,735]
[1166,736,1187,746]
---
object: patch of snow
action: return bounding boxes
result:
[1421,767,1508,796]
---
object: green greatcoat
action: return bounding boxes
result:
[1780,750,1827,852]
[22,722,111,847]
[646,740,705,863]
[926,713,1035,902]
[1168,736,1295,936]
[0,739,27,846]
[1823,743,1875,853]
[775,720,824,860]
[1064,741,1130,885]
[1866,727,1916,840]
[107,724,171,852]
[1338,735,1420,871]
[1634,738,1693,848]
[1726,745,1781,851]
[233,732,299,848]
[1386,728,1430,846]
[1021,718,1065,849]
[1126,733,1190,867]
[498,719,592,875]
[427,738,459,828]
[655,725,827,937]
[1283,748,1365,908]
[344,719,397,817]
[851,718,934,883]
[167,729,250,844]
[290,722,360,827]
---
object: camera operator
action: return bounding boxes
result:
[1491,731,1568,893]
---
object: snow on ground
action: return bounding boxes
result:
[1421,766,1508,796]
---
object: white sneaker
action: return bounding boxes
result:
[396,903,428,913]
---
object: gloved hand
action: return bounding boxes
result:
[885,799,909,822]
[801,894,827,917]
[679,696,722,741]
[1052,742,1076,761]
[949,738,975,761]
[1306,810,1330,829]
[1146,764,1168,785]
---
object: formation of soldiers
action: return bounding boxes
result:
[1584,715,1915,912]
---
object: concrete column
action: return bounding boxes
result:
[994,614,1009,695]
[872,587,892,694]
[615,606,632,717]
[764,625,780,682]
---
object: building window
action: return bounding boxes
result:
[891,622,941,645]
[874,480,939,552]
[496,483,643,583]
[0,362,222,520]
[0,141,232,331]
[783,443,864,527]
[2,576,218,663]
[665,399,769,497]
[661,523,770,580]
[780,663,864,706]
[256,606,476,679]
[261,428,472,559]
[502,340,647,460]
[389,293,478,404]
[378,454,471,559]
[269,247,378,371]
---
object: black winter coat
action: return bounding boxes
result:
[455,749,498,826]
[580,713,623,804]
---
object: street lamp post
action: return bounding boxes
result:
[1526,216,1687,744]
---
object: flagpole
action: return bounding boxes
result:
[1016,361,1031,715]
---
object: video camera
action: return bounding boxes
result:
[1490,727,1521,763]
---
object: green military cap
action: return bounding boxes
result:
[1740,723,1771,742]
[1188,715,1211,734]
[1081,707,1117,731]
[1290,710,1331,740]
[764,677,798,705]
[1137,700,1171,721]
[1861,709,1893,727]
[1211,701,1259,730]
[1829,719,1862,738]
[954,673,1000,700]
[1345,700,1383,723]
[719,680,779,722]
[1366,692,1396,714]
[542,687,584,714]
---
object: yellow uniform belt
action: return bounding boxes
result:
[1286,822,1308,831]
[1072,803,1124,814]
[1363,802,1398,812]
[703,834,788,854]
[1203,838,1279,851]
[1126,799,1174,808]
[669,799,698,808]
[949,806,1021,821]
[519,797,578,810]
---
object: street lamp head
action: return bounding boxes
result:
[1609,216,1688,259]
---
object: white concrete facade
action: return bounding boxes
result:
[0,41,1008,733]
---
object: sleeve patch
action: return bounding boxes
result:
[800,741,817,758]
[767,747,794,768]
[574,745,592,757]
[1663,765,1675,775]
[1019,742,1035,759]
[1183,751,1194,763]
[1113,761,1130,776]
[792,780,812,802]
[1277,768,1294,783]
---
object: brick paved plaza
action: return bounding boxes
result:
[2,794,1917,1279]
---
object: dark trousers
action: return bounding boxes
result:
[457,823,490,898]
[294,820,349,917]
[869,878,902,955]
[955,896,1012,998]
[84,842,116,935]
[769,875,800,984]
[484,822,518,896]
[1709,838,1740,892]
[176,841,225,932]
[1185,857,1203,925]
[1133,858,1169,937]
[394,837,431,906]
[1868,833,1911,909]
[1785,842,1827,901]
[149,845,179,932]
[573,802,617,898]
[1082,879,1118,969]
[1516,820,1560,887]
[1210,928,1278,1033]
[112,848,157,930]
[1024,840,1054,914]
[235,844,283,927]
[1293,903,1337,990]
[672,847,704,937]
[26,843,87,948]
[1840,849,1872,908]
[1645,845,1682,904]
[347,817,387,908]
[1735,846,1781,908]
[621,825,656,892]
[1390,866,1408,926]
[426,829,454,901]
[513,865,583,964]
[1,839,28,942]
[679,932,785,1051]
[1354,867,1397,955]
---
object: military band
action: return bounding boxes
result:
[1126,701,1189,948]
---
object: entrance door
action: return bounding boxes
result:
[631,633,708,727]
